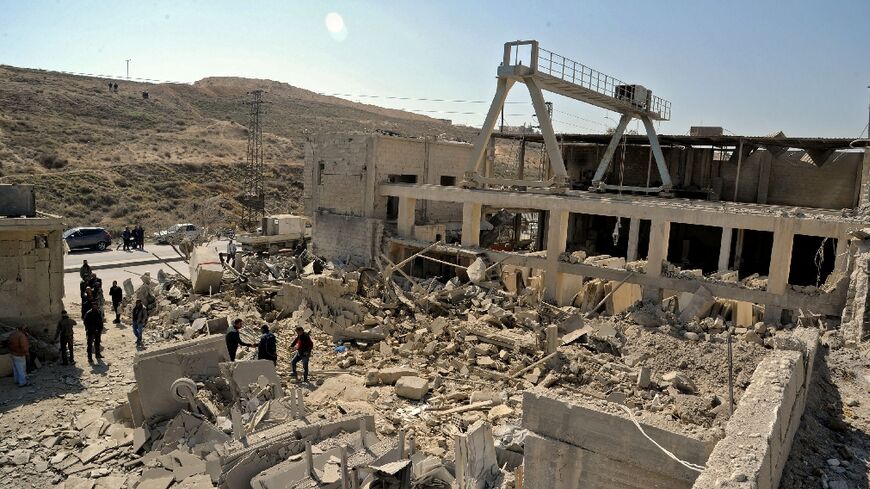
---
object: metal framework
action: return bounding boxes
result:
[240,90,266,231]
[463,40,673,194]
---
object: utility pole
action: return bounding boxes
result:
[240,90,267,232]
[125,59,131,79]
[866,85,870,138]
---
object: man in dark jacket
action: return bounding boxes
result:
[81,289,94,320]
[136,224,145,250]
[257,325,277,365]
[131,299,147,347]
[225,319,255,361]
[54,311,77,365]
[83,302,104,363]
[122,226,132,251]
[291,327,313,383]
[79,260,91,280]
[109,281,123,323]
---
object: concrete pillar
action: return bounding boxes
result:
[544,210,569,302]
[764,220,795,323]
[461,203,482,247]
[397,196,416,238]
[626,217,640,262]
[834,236,849,275]
[718,227,733,272]
[859,148,870,207]
[643,219,670,300]
[756,152,772,204]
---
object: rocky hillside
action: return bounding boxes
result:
[0,65,476,232]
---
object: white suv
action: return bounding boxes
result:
[153,223,201,244]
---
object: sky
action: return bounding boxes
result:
[1,0,868,137]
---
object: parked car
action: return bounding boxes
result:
[153,223,201,244]
[64,227,112,251]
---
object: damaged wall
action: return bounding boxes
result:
[0,223,64,336]
[562,144,862,210]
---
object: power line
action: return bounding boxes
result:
[320,92,528,105]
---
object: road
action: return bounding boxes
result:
[64,243,180,268]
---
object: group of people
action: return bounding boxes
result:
[225,319,314,383]
[121,225,145,252]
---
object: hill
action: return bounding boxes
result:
[0,65,477,233]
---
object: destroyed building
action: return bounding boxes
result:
[0,184,64,335]
[295,40,870,487]
[16,40,870,489]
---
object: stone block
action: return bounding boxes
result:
[395,376,429,400]
[377,367,418,385]
[189,246,223,294]
[679,286,715,322]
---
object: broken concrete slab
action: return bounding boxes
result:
[133,336,230,422]
[395,376,429,400]
[190,246,223,294]
[219,359,284,401]
[679,286,715,322]
[377,367,418,385]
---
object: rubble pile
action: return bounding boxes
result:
[21,244,835,488]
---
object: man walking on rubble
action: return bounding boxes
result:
[257,324,277,365]
[84,302,104,363]
[226,318,255,361]
[290,326,313,383]
[109,280,123,324]
[54,311,76,365]
[131,299,147,347]
[9,325,30,387]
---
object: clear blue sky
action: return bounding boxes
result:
[1,0,868,137]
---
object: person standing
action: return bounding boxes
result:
[131,299,147,347]
[137,224,145,250]
[226,239,237,267]
[81,288,94,320]
[54,311,76,365]
[79,260,91,280]
[83,302,104,363]
[109,281,123,324]
[257,324,277,365]
[290,326,313,383]
[225,319,255,361]
[122,226,132,252]
[8,326,30,387]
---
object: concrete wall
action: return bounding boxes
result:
[303,133,371,217]
[522,390,716,488]
[691,328,819,489]
[562,144,863,210]
[311,212,384,265]
[0,225,64,336]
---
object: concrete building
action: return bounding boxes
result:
[0,184,65,337]
[302,39,870,486]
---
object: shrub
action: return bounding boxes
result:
[38,154,68,169]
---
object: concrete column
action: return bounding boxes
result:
[396,197,416,238]
[461,203,482,247]
[544,210,569,302]
[764,220,795,323]
[626,217,640,262]
[834,236,849,275]
[859,148,870,207]
[643,219,670,300]
[718,227,733,272]
[756,152,772,204]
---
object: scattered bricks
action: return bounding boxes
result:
[395,376,429,400]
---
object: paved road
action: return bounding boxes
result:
[65,244,180,268]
